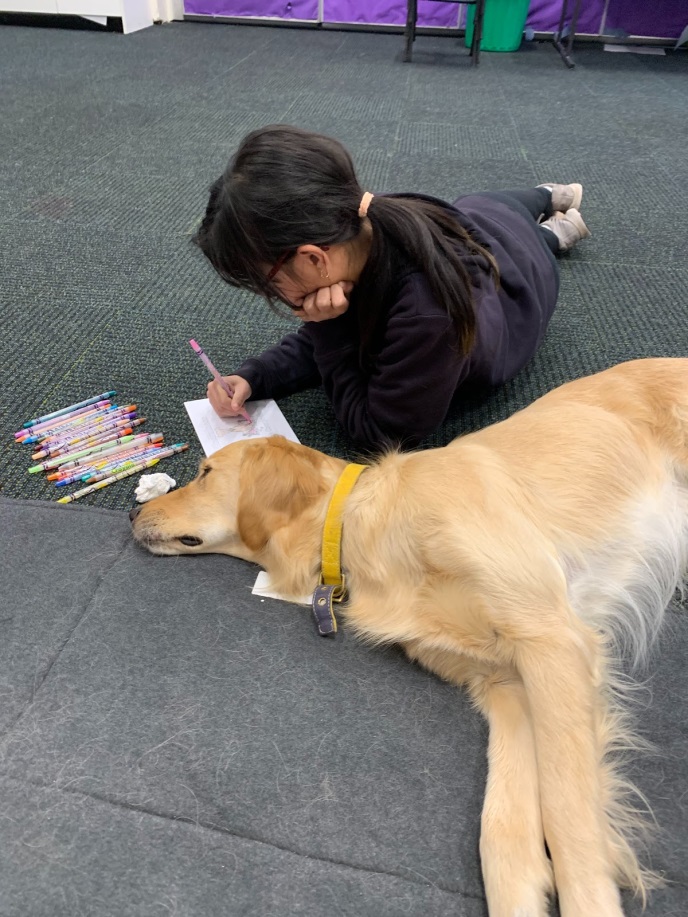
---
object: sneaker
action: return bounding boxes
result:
[540,209,591,252]
[537,182,583,212]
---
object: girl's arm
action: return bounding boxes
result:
[234,328,323,401]
[236,273,476,449]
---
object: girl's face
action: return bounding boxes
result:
[271,259,322,310]
[268,245,339,309]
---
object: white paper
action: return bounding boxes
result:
[251,570,312,606]
[184,398,300,457]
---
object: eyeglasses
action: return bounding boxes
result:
[266,245,330,282]
[266,250,293,282]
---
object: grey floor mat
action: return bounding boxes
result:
[1,497,686,915]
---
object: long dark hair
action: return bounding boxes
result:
[194,124,498,355]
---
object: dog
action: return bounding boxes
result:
[131,358,688,917]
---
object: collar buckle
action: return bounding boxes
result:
[311,578,347,637]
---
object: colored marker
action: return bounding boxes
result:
[53,434,164,472]
[56,447,162,487]
[29,434,163,473]
[80,443,163,477]
[40,422,140,457]
[29,435,142,473]
[78,447,165,484]
[55,468,101,487]
[33,423,126,452]
[31,418,143,459]
[88,440,160,466]
[37,429,138,464]
[51,440,161,480]
[69,423,140,450]
[36,404,135,441]
[189,339,252,425]
[20,391,117,430]
[21,407,127,446]
[16,402,116,441]
[36,408,137,446]
[57,457,163,503]
[47,416,141,450]
[23,408,122,445]
[57,444,189,504]
[15,401,114,440]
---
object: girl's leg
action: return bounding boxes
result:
[478,188,554,223]
[459,188,588,256]
[469,189,559,255]
[537,223,561,256]
[499,188,554,222]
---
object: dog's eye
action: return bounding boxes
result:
[179,536,204,547]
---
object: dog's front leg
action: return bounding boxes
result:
[406,644,553,916]
[515,625,624,917]
[471,673,554,917]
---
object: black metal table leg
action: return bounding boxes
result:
[403,0,417,62]
[554,0,582,68]
[470,0,485,66]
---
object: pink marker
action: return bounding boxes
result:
[189,339,251,425]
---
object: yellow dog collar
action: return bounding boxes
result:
[312,462,367,637]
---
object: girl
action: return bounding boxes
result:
[195,124,590,450]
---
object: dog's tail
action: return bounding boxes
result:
[595,661,665,901]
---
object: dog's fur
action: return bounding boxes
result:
[131,358,688,917]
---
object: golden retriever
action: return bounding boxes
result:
[131,358,688,917]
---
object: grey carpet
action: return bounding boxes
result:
[1,22,687,509]
[0,495,686,916]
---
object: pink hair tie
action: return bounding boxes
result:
[358,192,374,218]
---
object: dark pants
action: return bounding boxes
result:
[475,188,559,255]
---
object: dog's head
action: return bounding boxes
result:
[130,436,344,591]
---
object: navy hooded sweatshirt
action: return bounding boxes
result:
[235,193,560,450]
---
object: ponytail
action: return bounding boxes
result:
[357,194,499,356]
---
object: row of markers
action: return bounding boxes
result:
[14,390,188,504]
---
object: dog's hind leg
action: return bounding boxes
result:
[406,645,553,917]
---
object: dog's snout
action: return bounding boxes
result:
[129,505,143,523]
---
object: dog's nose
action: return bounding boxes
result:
[129,505,142,523]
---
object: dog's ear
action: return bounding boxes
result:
[237,436,327,552]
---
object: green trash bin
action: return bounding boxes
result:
[465,0,531,52]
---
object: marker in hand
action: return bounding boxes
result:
[189,339,252,425]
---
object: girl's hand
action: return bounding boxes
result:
[207,375,252,418]
[296,281,354,322]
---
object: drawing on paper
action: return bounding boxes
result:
[184,398,299,457]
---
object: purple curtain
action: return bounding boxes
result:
[184,0,688,40]
[604,0,687,39]
[324,0,458,27]
[185,0,318,18]
[526,0,603,35]
[185,0,459,25]
[526,0,686,38]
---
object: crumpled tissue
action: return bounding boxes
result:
[135,473,177,503]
